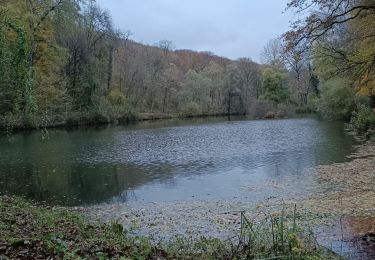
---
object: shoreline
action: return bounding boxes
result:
[0,110,310,135]
[82,141,375,258]
[0,196,333,259]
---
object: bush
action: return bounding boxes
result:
[295,93,319,114]
[65,111,110,126]
[316,77,356,120]
[179,102,201,117]
[0,113,24,133]
[107,89,127,105]
[94,94,132,122]
[350,104,375,135]
[247,99,295,119]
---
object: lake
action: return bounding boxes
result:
[0,117,357,206]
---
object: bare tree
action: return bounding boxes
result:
[261,38,284,66]
[282,47,311,104]
[156,40,176,56]
[284,0,375,50]
[237,58,262,100]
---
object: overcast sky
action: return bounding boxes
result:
[96,0,294,62]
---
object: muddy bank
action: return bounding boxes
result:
[316,216,375,259]
[82,142,375,258]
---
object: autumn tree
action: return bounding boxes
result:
[237,58,262,100]
[0,12,29,117]
[156,40,175,56]
[159,63,180,113]
[202,61,226,113]
[60,1,115,109]
[283,46,312,104]
[284,0,375,101]
[0,0,67,126]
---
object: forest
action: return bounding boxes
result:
[1,0,375,259]
[1,0,373,135]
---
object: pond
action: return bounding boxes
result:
[0,117,357,206]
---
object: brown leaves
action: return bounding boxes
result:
[0,195,173,259]
[0,240,57,260]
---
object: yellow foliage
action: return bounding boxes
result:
[108,89,127,105]
[356,74,375,96]
[349,5,375,97]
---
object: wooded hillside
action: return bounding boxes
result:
[0,0,374,135]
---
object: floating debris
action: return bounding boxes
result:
[83,142,375,258]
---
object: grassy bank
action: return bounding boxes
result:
[0,196,335,259]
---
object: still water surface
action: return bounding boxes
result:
[0,117,357,206]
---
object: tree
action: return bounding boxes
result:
[284,0,375,48]
[0,14,30,117]
[237,58,262,100]
[0,0,67,125]
[261,38,284,67]
[61,1,115,109]
[156,40,175,56]
[159,63,180,113]
[1,0,281,129]
[261,68,290,104]
[284,0,375,98]
[225,63,243,115]
[283,47,312,104]
[316,77,356,120]
[202,61,226,113]
[179,70,211,115]
[26,0,65,68]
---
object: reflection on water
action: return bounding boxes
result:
[0,117,357,206]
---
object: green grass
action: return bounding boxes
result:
[0,196,337,259]
[237,205,328,259]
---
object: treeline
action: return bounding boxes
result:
[284,0,375,135]
[2,0,373,134]
[0,0,118,130]
[0,0,318,132]
[110,41,262,118]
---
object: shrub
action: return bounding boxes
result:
[316,77,356,120]
[179,102,201,117]
[247,99,295,119]
[294,93,317,114]
[95,93,132,122]
[350,104,375,135]
[108,89,127,105]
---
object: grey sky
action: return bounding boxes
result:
[96,0,294,61]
